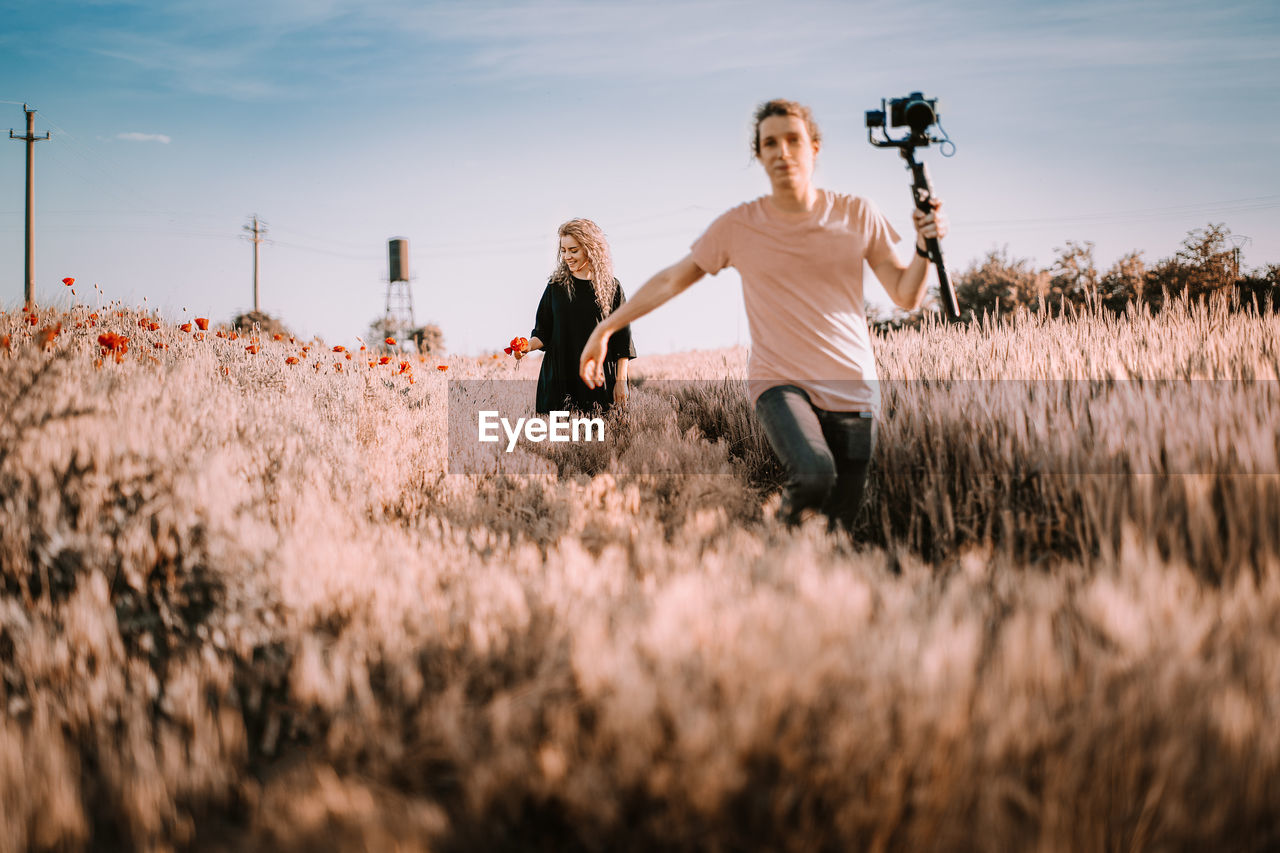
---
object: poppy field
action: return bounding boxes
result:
[2,294,1279,851]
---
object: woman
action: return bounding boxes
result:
[517,218,636,414]
[580,99,948,532]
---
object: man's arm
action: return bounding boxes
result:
[581,255,706,388]
[872,202,947,312]
[873,242,932,311]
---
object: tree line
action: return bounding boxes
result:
[872,223,1279,332]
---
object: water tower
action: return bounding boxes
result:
[384,237,415,341]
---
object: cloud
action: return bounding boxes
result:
[116,131,172,143]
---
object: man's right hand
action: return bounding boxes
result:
[579,328,610,389]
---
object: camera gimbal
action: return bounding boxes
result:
[866,93,959,319]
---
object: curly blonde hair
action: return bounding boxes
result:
[550,218,617,318]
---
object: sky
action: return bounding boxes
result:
[2,0,1278,355]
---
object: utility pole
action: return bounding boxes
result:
[242,214,267,313]
[1227,235,1250,282]
[9,105,50,308]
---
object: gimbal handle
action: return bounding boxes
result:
[901,147,960,320]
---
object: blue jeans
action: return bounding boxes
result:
[754,385,877,533]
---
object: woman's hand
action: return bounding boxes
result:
[510,336,537,361]
[912,198,948,253]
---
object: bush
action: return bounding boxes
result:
[951,246,1042,321]
[232,310,292,338]
[1143,223,1237,311]
[410,323,445,355]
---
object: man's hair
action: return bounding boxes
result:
[751,99,822,158]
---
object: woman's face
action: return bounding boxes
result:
[560,234,592,278]
[756,114,818,190]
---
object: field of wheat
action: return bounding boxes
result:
[2,296,1278,851]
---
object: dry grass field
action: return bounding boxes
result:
[2,296,1279,851]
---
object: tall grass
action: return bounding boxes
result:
[1,297,1278,850]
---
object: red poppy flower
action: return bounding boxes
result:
[62,277,74,286]
[36,324,61,349]
[378,355,391,365]
[97,332,129,363]
[246,344,259,354]
[180,322,192,333]
[437,365,448,371]
[273,333,284,341]
[285,356,299,365]
[503,335,529,355]
[333,345,346,353]
[195,317,210,330]
[385,337,396,346]
[398,361,411,375]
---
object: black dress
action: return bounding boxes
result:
[530,276,636,414]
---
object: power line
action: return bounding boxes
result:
[268,239,380,261]
[957,194,1280,231]
[35,109,172,219]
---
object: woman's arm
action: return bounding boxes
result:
[524,285,555,358]
[581,255,705,388]
[513,336,543,360]
[613,357,629,404]
[872,201,948,312]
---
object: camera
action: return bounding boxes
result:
[865,92,940,139]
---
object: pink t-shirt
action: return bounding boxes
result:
[690,190,900,412]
